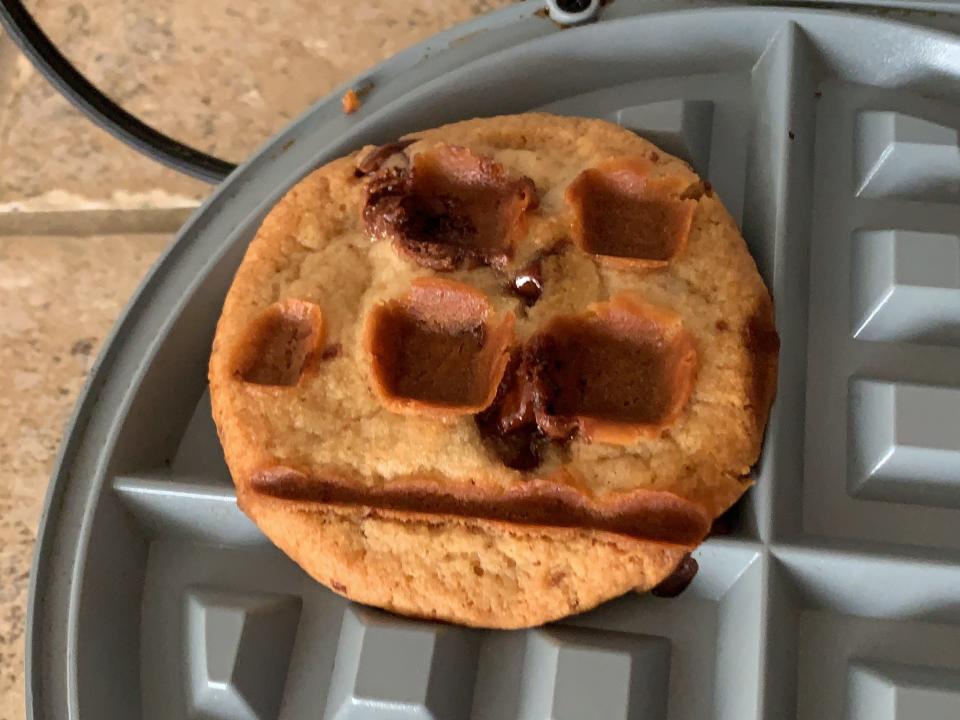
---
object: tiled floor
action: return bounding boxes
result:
[0,2,511,716]
[0,234,170,718]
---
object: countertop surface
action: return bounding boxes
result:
[0,1,511,716]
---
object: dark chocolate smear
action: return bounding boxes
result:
[651,554,698,598]
[362,146,537,272]
[476,350,548,470]
[354,138,416,177]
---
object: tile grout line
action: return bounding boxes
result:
[0,35,203,239]
[0,206,197,236]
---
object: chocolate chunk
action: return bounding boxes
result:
[651,554,698,598]
[512,271,543,306]
[509,246,566,307]
[479,424,548,472]
[354,138,416,177]
[510,255,546,306]
[363,144,538,272]
[475,351,548,470]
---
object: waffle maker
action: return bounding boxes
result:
[8,0,960,717]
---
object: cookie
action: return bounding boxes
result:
[209,113,778,628]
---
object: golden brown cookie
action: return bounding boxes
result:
[209,113,778,628]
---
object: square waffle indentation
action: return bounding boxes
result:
[527,293,697,444]
[848,379,960,510]
[848,660,960,720]
[324,606,479,720]
[519,626,671,720]
[185,588,301,720]
[363,143,538,271]
[364,278,515,416]
[614,99,715,174]
[855,110,960,202]
[851,230,960,346]
[232,299,324,387]
[565,157,697,267]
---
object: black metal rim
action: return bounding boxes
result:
[0,0,235,184]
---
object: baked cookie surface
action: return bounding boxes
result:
[209,113,778,628]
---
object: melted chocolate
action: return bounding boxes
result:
[512,270,543,306]
[746,298,781,431]
[510,256,546,306]
[476,351,548,470]
[362,145,537,272]
[355,138,417,177]
[477,295,697,465]
[509,246,567,307]
[651,554,698,598]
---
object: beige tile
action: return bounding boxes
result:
[0,234,170,720]
[0,0,513,211]
[0,3,517,710]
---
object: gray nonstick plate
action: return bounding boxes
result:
[28,3,960,719]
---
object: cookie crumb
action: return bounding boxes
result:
[342,89,361,114]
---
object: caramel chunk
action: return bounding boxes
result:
[526,294,697,444]
[363,144,538,271]
[566,157,696,267]
[364,278,515,416]
[233,299,324,387]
